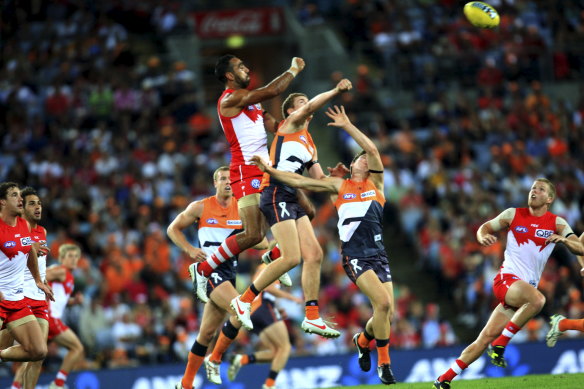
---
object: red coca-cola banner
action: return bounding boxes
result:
[193,7,285,39]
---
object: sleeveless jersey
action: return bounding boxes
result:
[501,207,558,286]
[261,126,317,194]
[23,224,48,300]
[0,216,33,301]
[49,266,74,319]
[334,179,386,257]
[217,89,269,182]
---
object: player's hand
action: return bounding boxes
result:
[478,234,497,246]
[250,155,269,172]
[327,162,349,178]
[325,105,351,128]
[32,242,50,256]
[290,57,305,74]
[186,247,207,262]
[335,78,352,92]
[39,281,55,301]
[545,234,565,244]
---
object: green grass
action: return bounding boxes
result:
[329,373,584,388]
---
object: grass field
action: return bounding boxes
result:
[329,373,584,388]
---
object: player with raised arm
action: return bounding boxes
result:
[0,182,54,365]
[251,105,397,385]
[188,55,305,303]
[546,231,584,347]
[230,80,352,338]
[171,166,268,389]
[432,179,584,388]
[2,187,50,389]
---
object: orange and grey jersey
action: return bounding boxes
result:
[260,126,317,195]
[334,178,386,257]
[197,196,243,270]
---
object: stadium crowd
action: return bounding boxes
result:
[1,0,583,375]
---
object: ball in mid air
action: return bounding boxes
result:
[463,1,500,28]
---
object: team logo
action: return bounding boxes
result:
[206,218,218,224]
[299,135,307,144]
[535,229,554,238]
[514,226,528,233]
[20,237,33,246]
[360,190,376,198]
[343,193,356,200]
[227,220,242,226]
[3,241,16,248]
[251,179,261,189]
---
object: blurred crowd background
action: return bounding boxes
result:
[1,0,584,374]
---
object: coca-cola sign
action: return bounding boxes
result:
[194,8,284,39]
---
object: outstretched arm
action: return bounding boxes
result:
[222,58,305,113]
[167,201,208,262]
[251,155,342,193]
[325,105,384,189]
[286,79,352,128]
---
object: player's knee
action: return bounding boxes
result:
[532,293,546,312]
[199,329,217,344]
[241,229,264,247]
[303,250,323,265]
[26,343,47,361]
[374,299,392,317]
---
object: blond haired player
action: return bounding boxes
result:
[46,243,85,389]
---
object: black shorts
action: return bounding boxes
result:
[206,260,237,297]
[260,186,307,226]
[342,252,392,285]
[250,300,281,335]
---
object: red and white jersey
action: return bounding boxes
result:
[501,208,559,286]
[217,89,269,182]
[0,217,33,301]
[197,196,243,257]
[49,267,74,319]
[23,224,48,301]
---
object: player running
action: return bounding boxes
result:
[433,179,583,388]
[189,55,305,302]
[0,182,53,365]
[2,187,50,389]
[46,243,85,389]
[251,105,397,385]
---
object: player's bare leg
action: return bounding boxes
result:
[0,320,47,362]
[294,216,338,338]
[435,304,512,387]
[356,270,395,384]
[19,320,48,389]
[49,329,84,388]
[487,280,545,367]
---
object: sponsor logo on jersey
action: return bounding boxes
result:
[360,190,376,198]
[3,241,16,248]
[343,193,357,200]
[514,226,528,233]
[227,220,242,226]
[251,179,261,189]
[535,229,554,238]
[20,237,33,246]
[206,218,218,224]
